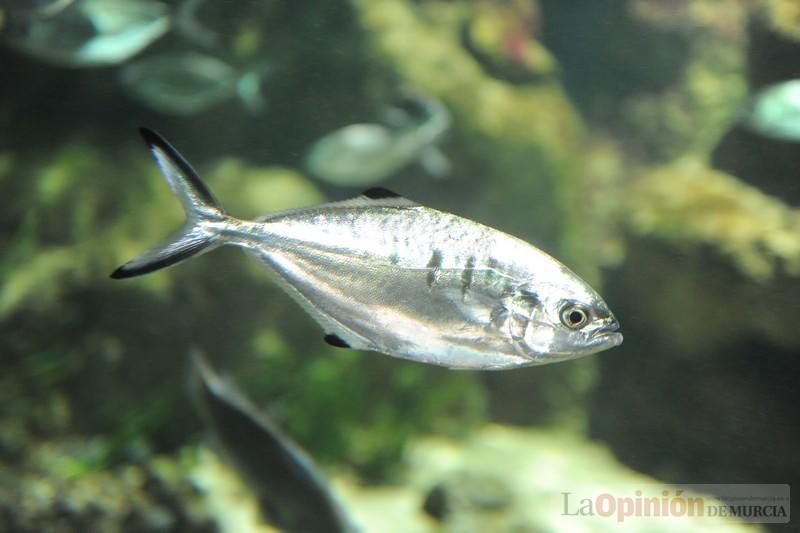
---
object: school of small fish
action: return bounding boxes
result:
[112,129,622,370]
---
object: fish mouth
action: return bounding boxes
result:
[593,331,623,348]
[589,320,623,348]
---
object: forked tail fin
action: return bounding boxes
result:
[110,128,227,279]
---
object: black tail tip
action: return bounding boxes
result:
[138,127,160,145]
[109,264,135,279]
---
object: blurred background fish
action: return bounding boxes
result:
[0,0,170,67]
[173,0,219,49]
[305,91,451,186]
[742,79,800,142]
[119,51,266,116]
[191,355,357,533]
[0,0,75,21]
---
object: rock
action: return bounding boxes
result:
[0,430,217,533]
[339,425,762,532]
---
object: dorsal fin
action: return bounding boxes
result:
[345,187,418,207]
[361,187,401,199]
[254,188,419,222]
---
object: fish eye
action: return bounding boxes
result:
[560,304,589,329]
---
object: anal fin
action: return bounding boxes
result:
[324,334,351,349]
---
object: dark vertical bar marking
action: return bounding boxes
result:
[461,255,476,296]
[426,249,443,288]
[518,288,541,308]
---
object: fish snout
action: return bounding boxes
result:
[589,316,623,347]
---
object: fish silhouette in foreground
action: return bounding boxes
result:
[305,91,451,186]
[191,356,356,533]
[112,128,622,369]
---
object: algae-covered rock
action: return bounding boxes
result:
[186,426,762,532]
[541,0,747,162]
[0,424,771,533]
[461,0,558,84]
[357,425,761,532]
[0,428,216,533]
[606,134,800,485]
[763,0,800,41]
[626,156,800,281]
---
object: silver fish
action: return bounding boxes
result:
[2,0,169,67]
[744,79,800,142]
[120,51,264,116]
[173,0,219,49]
[191,356,357,533]
[305,91,451,186]
[112,129,622,370]
[0,0,75,20]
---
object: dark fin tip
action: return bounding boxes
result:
[109,239,209,280]
[137,127,220,209]
[110,262,164,279]
[109,262,163,280]
[109,267,131,280]
[361,187,402,200]
[139,126,161,146]
[324,334,351,349]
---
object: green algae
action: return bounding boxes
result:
[626,156,800,281]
